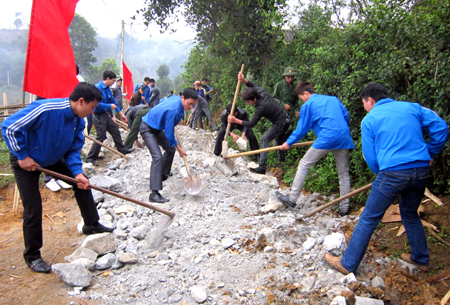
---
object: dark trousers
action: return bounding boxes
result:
[259,122,290,170]
[86,114,93,134]
[191,105,217,131]
[10,154,99,262]
[214,127,259,156]
[124,107,151,149]
[86,112,127,161]
[140,122,176,191]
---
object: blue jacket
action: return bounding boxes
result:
[362,98,448,174]
[1,99,86,176]
[94,81,121,113]
[134,83,151,105]
[287,94,355,150]
[142,95,184,147]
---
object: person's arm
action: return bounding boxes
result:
[420,106,449,159]
[206,85,213,95]
[285,103,314,146]
[361,118,379,174]
[272,82,284,106]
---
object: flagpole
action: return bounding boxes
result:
[120,20,124,78]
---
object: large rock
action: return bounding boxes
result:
[371,276,385,290]
[129,225,148,240]
[65,247,98,263]
[323,233,346,252]
[81,233,117,255]
[52,263,92,287]
[95,253,116,270]
[71,258,96,271]
[89,175,122,192]
[118,252,138,264]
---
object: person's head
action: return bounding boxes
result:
[181,88,198,111]
[138,84,146,94]
[241,88,261,106]
[115,77,123,87]
[102,71,117,87]
[169,90,174,96]
[69,82,102,118]
[283,66,297,85]
[201,78,208,84]
[225,103,238,116]
[360,83,390,113]
[149,78,156,87]
[178,92,182,96]
[143,77,151,85]
[295,81,315,102]
[194,80,201,89]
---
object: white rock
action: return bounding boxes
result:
[330,295,347,305]
[355,296,384,305]
[302,237,316,251]
[71,258,96,271]
[115,205,135,215]
[339,273,357,284]
[323,233,346,251]
[191,285,207,303]
[221,238,235,249]
[371,276,385,289]
[263,246,275,253]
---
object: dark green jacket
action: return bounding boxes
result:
[273,79,300,121]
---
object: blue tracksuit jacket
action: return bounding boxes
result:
[94,81,121,113]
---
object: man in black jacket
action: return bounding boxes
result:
[214,103,259,156]
[228,72,290,174]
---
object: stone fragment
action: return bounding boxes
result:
[209,238,221,246]
[115,205,135,215]
[354,296,384,305]
[82,162,95,177]
[215,161,237,177]
[340,273,357,285]
[89,175,122,192]
[301,275,317,293]
[65,247,98,263]
[395,258,418,274]
[111,258,124,270]
[71,258,95,271]
[302,237,316,251]
[371,276,385,290]
[260,201,284,213]
[117,252,138,264]
[264,246,275,253]
[221,238,235,249]
[330,296,347,305]
[129,225,148,240]
[323,233,346,251]
[52,263,92,287]
[259,228,276,244]
[95,253,116,270]
[91,189,104,203]
[81,233,117,255]
[191,285,207,303]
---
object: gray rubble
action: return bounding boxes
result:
[57,126,392,304]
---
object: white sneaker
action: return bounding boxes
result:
[46,179,61,192]
[56,179,72,189]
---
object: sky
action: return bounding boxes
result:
[0,0,197,42]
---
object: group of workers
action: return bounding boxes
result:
[1,66,448,279]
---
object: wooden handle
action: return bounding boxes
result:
[225,141,315,159]
[174,127,191,176]
[37,167,175,218]
[299,183,372,219]
[84,134,130,160]
[224,64,245,139]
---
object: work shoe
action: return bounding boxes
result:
[56,179,72,189]
[46,179,61,192]
[324,253,350,275]
[26,258,51,273]
[276,191,296,208]
[149,192,169,203]
[400,253,430,271]
[86,159,98,166]
[249,166,266,175]
[82,222,114,235]
[122,148,135,155]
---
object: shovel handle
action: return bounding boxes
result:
[84,134,130,160]
[224,64,245,139]
[174,127,192,176]
[36,167,175,218]
[298,183,372,219]
[225,141,315,158]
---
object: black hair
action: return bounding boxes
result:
[241,88,261,101]
[225,103,238,114]
[69,82,103,104]
[144,77,151,82]
[103,71,116,80]
[149,78,156,83]
[360,83,390,102]
[169,90,174,94]
[182,88,198,100]
[178,92,182,96]
[295,81,315,95]
[201,78,208,82]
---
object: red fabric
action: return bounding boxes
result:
[122,60,133,100]
[23,0,79,98]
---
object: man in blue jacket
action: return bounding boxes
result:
[134,77,151,105]
[277,82,354,215]
[325,83,448,275]
[86,71,133,165]
[1,83,114,273]
[140,88,198,203]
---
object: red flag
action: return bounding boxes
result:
[122,60,133,100]
[23,0,79,98]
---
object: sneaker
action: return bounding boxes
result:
[46,179,61,192]
[276,191,296,208]
[400,253,430,271]
[324,253,350,275]
[56,179,72,189]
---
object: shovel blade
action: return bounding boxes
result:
[182,175,202,195]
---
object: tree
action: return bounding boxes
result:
[13,18,22,29]
[85,58,120,83]
[157,77,173,98]
[156,64,170,79]
[69,14,98,74]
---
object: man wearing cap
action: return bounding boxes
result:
[273,66,300,162]
[190,96,218,131]
[134,77,151,105]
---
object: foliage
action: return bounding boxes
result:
[69,14,98,77]
[157,76,174,98]
[85,58,120,83]
[156,64,170,79]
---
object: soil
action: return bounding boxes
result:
[0,165,449,304]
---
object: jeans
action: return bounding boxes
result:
[259,122,289,170]
[341,166,430,273]
[290,147,351,212]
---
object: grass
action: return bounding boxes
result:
[0,140,14,188]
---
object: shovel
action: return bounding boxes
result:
[225,141,315,160]
[174,127,202,195]
[222,64,245,170]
